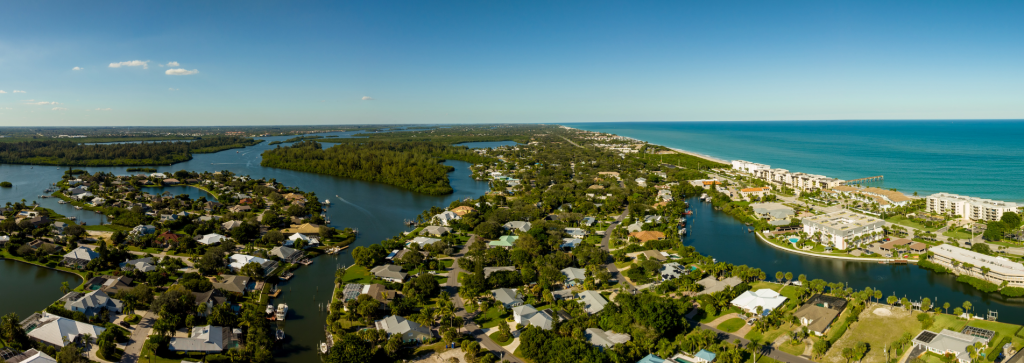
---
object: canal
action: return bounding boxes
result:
[683,196,1024,323]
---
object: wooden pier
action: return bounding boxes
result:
[844,175,883,184]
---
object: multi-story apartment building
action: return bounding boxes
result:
[925,193,1018,221]
[930,244,1024,287]
[802,210,885,249]
[731,160,770,174]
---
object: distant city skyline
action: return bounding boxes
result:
[1,1,1022,126]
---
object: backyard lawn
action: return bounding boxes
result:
[779,341,805,356]
[476,306,512,329]
[489,331,514,346]
[340,265,374,284]
[718,318,746,333]
[701,306,742,324]
[824,305,925,363]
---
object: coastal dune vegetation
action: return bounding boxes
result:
[260,140,494,195]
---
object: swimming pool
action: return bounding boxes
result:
[788,237,800,243]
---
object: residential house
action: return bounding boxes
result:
[421,226,452,237]
[212,275,251,295]
[1,349,56,363]
[63,247,98,268]
[491,288,525,308]
[731,289,788,315]
[578,291,608,314]
[374,315,432,343]
[502,221,532,233]
[483,266,516,278]
[191,289,228,316]
[581,217,597,227]
[269,246,303,263]
[560,238,582,250]
[26,313,105,348]
[131,224,156,236]
[51,222,67,235]
[370,265,408,283]
[169,326,233,353]
[793,295,847,336]
[561,267,587,286]
[489,235,518,248]
[409,237,441,246]
[451,205,476,216]
[432,211,460,226]
[228,254,278,274]
[912,329,991,363]
[64,290,123,317]
[228,205,251,213]
[512,305,553,330]
[565,228,587,239]
[120,257,156,273]
[630,231,666,243]
[585,328,630,348]
[222,220,243,231]
[197,233,227,245]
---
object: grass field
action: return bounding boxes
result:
[340,265,374,284]
[489,331,514,346]
[476,306,512,329]
[885,216,938,232]
[824,305,925,363]
[701,306,742,324]
[779,341,806,356]
[718,318,746,333]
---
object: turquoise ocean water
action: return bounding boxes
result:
[569,121,1024,202]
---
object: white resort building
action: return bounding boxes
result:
[801,211,885,250]
[731,160,770,174]
[929,244,1024,287]
[732,161,845,192]
[925,193,1019,221]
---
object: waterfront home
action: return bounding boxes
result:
[64,290,123,317]
[229,254,277,274]
[421,226,452,237]
[212,275,251,295]
[489,235,518,248]
[451,205,476,216]
[930,244,1024,287]
[169,326,234,353]
[561,267,587,286]
[269,246,303,263]
[641,250,668,262]
[197,233,227,245]
[578,291,608,314]
[730,289,787,315]
[801,210,885,250]
[630,231,666,243]
[95,276,134,295]
[285,232,319,247]
[793,295,847,336]
[659,262,688,281]
[370,264,408,283]
[926,192,1018,221]
[656,189,673,202]
[491,288,525,308]
[25,313,105,348]
[192,289,228,316]
[163,178,180,185]
[512,304,553,330]
[282,223,320,235]
[62,247,98,269]
[51,221,67,235]
[409,236,441,246]
[432,211,460,226]
[365,284,397,305]
[585,328,630,348]
[751,203,795,226]
[565,227,587,239]
[120,257,156,272]
[912,329,991,363]
[375,315,432,343]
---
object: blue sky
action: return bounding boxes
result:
[1,1,1022,126]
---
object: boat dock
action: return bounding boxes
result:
[843,175,883,184]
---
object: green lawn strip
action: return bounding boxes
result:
[717,318,746,333]
[966,319,1024,350]
[700,306,741,324]
[412,341,447,356]
[340,265,374,284]
[778,341,805,356]
[825,306,925,363]
[885,216,938,232]
[440,259,454,269]
[476,307,511,329]
[489,331,514,346]
[433,275,448,285]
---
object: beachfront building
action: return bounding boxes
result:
[929,244,1024,287]
[739,187,771,200]
[749,168,844,192]
[732,160,770,174]
[925,193,1019,221]
[802,210,885,250]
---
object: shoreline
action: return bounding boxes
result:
[665,147,731,165]
[753,231,908,263]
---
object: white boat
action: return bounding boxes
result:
[320,342,328,353]
[265,304,275,315]
[323,199,330,205]
[276,303,288,321]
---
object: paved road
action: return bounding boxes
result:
[444,235,524,363]
[81,243,196,267]
[690,321,815,363]
[119,311,155,363]
[601,208,635,292]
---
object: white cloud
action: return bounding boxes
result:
[95,108,112,111]
[161,61,180,67]
[169,88,179,91]
[26,101,59,105]
[72,67,83,71]
[13,90,26,93]
[109,60,150,69]
[0,90,6,94]
[361,96,374,100]
[165,68,198,76]
[52,107,67,111]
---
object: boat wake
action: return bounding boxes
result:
[335,194,374,218]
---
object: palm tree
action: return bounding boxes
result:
[60,281,70,294]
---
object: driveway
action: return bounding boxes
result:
[119,311,155,363]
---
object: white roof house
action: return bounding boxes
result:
[4,349,57,363]
[409,237,441,246]
[229,254,270,271]
[168,325,228,353]
[731,289,788,315]
[27,313,106,347]
[912,329,991,363]
[578,291,609,314]
[512,305,553,330]
[432,211,460,226]
[64,290,123,317]
[561,267,587,285]
[502,221,532,233]
[197,233,226,245]
[375,315,432,343]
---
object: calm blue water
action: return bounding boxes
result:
[454,140,519,149]
[570,121,1024,202]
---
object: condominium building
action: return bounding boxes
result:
[833,186,913,209]
[925,193,1019,221]
[929,244,1024,287]
[731,160,770,174]
[802,210,885,249]
[749,168,844,192]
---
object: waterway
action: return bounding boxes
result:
[454,140,519,149]
[0,131,489,363]
[0,259,81,320]
[684,196,1024,322]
